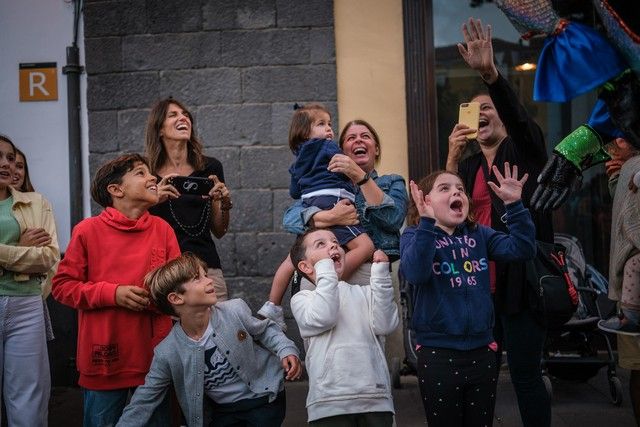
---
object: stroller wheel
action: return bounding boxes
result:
[542,374,553,401]
[609,376,624,406]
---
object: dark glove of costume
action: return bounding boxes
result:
[532,124,609,211]
[531,152,582,211]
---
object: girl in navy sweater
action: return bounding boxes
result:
[400,163,535,427]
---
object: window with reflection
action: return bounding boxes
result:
[432,0,611,275]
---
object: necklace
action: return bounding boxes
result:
[168,198,211,238]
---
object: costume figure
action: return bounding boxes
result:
[494,0,640,210]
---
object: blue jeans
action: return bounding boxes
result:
[83,388,169,427]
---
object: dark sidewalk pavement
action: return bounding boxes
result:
[49,366,636,426]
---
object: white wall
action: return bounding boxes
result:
[0,0,89,251]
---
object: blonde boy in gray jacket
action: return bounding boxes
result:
[116,253,301,427]
[290,229,399,426]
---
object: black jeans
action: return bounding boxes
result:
[309,412,393,427]
[416,346,497,427]
[499,310,550,427]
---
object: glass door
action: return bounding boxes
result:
[431,0,610,274]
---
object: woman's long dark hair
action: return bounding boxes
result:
[144,98,205,173]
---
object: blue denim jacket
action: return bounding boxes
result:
[283,171,408,261]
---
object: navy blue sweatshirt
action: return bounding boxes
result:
[289,138,357,200]
[400,201,536,350]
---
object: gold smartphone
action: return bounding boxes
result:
[459,102,480,140]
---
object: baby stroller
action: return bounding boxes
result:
[399,271,419,375]
[541,233,623,405]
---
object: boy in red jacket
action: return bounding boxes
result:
[52,154,180,426]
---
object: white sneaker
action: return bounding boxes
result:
[258,301,287,331]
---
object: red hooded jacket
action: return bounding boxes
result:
[53,207,181,390]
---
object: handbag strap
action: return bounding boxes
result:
[549,250,579,306]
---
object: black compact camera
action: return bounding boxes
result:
[169,176,214,196]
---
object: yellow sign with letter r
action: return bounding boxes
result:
[19,62,58,101]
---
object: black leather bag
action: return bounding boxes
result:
[525,241,579,329]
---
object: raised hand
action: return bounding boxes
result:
[530,153,582,211]
[409,180,434,219]
[457,18,498,83]
[487,162,528,204]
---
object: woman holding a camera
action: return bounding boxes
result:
[145,98,231,300]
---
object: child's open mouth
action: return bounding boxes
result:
[329,252,342,268]
[450,199,463,214]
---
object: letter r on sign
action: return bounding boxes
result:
[19,62,58,101]
[29,72,49,96]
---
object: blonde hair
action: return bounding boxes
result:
[144,253,208,316]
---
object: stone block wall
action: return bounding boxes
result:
[83,0,337,328]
